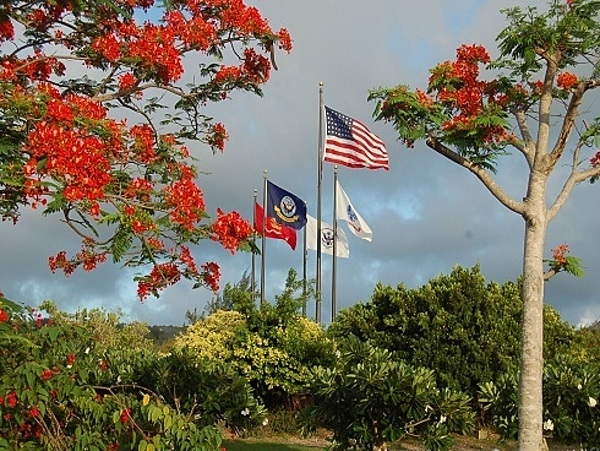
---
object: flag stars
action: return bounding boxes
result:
[326,107,354,140]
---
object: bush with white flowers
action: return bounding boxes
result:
[479,354,600,447]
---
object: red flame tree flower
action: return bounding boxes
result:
[0,0,291,298]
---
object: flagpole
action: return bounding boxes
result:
[332,167,338,322]
[251,189,257,302]
[316,81,324,324]
[302,201,308,316]
[261,169,268,305]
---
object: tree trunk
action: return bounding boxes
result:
[518,175,547,451]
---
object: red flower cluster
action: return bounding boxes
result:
[0,16,14,41]
[120,408,132,423]
[5,391,17,408]
[22,84,119,208]
[164,166,206,231]
[137,263,182,300]
[552,244,570,266]
[211,209,253,253]
[129,124,157,164]
[0,308,8,323]
[49,246,108,276]
[277,28,293,52]
[201,261,221,293]
[208,123,229,152]
[429,44,510,146]
[590,151,600,166]
[179,246,198,273]
[49,251,76,276]
[40,368,55,381]
[556,71,579,90]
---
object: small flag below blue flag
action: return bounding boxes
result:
[266,180,307,230]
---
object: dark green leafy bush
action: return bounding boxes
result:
[479,355,600,448]
[329,265,575,400]
[299,338,475,451]
[0,296,261,450]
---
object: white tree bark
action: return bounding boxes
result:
[422,54,600,451]
[518,171,548,451]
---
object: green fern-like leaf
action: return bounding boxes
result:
[111,228,133,263]
[564,256,585,278]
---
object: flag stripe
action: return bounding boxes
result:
[325,136,388,160]
[352,119,386,149]
[324,142,389,166]
[324,106,389,170]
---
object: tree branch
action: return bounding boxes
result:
[425,136,525,215]
[547,158,600,221]
[535,51,560,164]
[511,107,536,167]
[547,81,588,168]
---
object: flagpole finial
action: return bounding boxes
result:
[319,81,323,87]
[263,169,268,178]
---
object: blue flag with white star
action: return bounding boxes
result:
[266,180,307,230]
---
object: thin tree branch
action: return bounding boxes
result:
[511,107,536,168]
[547,160,600,221]
[547,81,587,168]
[425,136,525,215]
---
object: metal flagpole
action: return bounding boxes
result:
[316,82,324,323]
[332,167,338,321]
[260,170,268,305]
[251,189,257,302]
[302,201,308,316]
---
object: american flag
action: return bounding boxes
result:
[323,106,389,170]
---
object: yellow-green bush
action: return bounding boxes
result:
[174,310,245,360]
[174,270,336,407]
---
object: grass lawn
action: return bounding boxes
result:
[222,439,323,451]
[222,432,518,451]
[222,431,576,451]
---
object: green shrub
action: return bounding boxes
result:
[0,296,270,449]
[329,265,576,400]
[299,338,475,451]
[175,269,336,408]
[478,355,600,448]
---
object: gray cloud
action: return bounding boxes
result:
[2,0,596,327]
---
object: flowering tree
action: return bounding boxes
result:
[369,1,599,449]
[0,295,266,449]
[0,0,291,299]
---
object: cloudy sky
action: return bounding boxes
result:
[2,0,599,327]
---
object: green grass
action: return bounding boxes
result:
[222,439,324,451]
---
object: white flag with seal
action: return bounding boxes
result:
[335,181,373,242]
[306,214,349,258]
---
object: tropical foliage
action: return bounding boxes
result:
[0,295,264,450]
[369,0,599,447]
[479,355,600,449]
[299,337,475,451]
[0,0,291,299]
[175,269,336,407]
[328,265,576,398]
